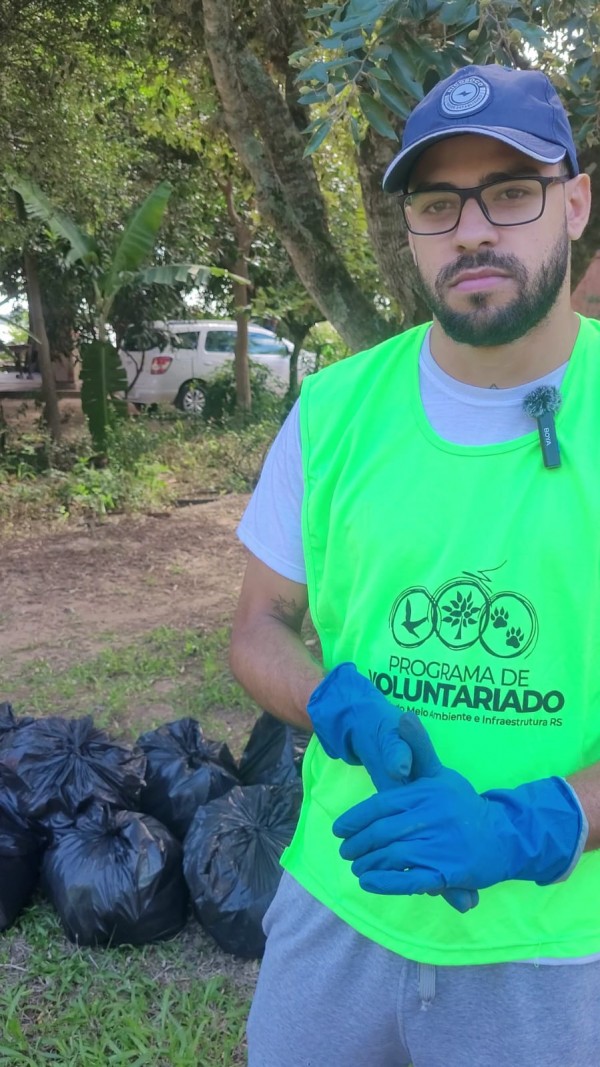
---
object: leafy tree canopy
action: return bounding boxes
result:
[293,0,600,155]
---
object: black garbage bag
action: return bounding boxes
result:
[41,803,189,946]
[0,716,146,827]
[0,702,34,748]
[183,782,302,959]
[137,718,239,839]
[0,765,46,930]
[238,711,309,786]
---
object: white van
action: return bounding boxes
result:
[120,320,316,413]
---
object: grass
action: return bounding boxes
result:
[0,906,252,1065]
[1,626,259,753]
[0,401,282,529]
[0,625,267,1066]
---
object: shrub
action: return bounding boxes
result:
[202,362,284,424]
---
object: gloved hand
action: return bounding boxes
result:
[308,665,477,913]
[307,663,413,791]
[333,712,585,896]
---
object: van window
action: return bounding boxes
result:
[248,332,289,356]
[171,331,200,350]
[205,330,237,353]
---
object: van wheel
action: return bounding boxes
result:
[176,381,207,415]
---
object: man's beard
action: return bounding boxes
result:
[413,228,569,347]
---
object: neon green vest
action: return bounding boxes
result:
[281,316,600,965]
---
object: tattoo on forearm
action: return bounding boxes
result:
[270,595,305,630]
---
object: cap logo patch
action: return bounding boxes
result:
[441,75,490,116]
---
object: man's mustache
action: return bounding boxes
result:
[437,252,525,289]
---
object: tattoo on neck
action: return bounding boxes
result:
[489,383,498,390]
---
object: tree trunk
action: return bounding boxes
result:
[357,126,431,328]
[201,0,395,353]
[13,192,61,441]
[571,144,600,291]
[233,257,252,412]
[220,179,253,411]
[23,249,61,442]
[289,339,300,399]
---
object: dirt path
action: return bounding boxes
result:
[0,494,250,670]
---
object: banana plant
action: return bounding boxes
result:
[6,175,230,451]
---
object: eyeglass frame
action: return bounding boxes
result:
[398,174,572,236]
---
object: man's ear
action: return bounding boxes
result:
[566,172,591,241]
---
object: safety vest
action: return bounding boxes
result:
[281,315,600,965]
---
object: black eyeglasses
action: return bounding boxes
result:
[399,175,571,235]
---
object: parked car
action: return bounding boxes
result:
[119,320,316,413]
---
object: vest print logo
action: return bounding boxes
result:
[389,565,539,659]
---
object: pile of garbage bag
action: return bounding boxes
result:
[0,703,308,957]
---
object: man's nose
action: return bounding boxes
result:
[453,194,499,249]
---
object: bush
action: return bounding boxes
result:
[202,362,284,424]
[0,386,283,526]
[53,459,170,518]
[306,321,351,367]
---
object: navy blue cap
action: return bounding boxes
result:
[382,65,579,193]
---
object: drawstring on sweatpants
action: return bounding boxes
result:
[418,964,436,1011]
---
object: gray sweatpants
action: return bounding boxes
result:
[247,873,600,1067]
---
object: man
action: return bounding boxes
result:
[230,64,600,1067]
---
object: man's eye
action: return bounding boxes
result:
[495,184,534,201]
[420,198,455,215]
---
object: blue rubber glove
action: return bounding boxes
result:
[307,663,413,791]
[333,712,585,896]
[308,665,477,913]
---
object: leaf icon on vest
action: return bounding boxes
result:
[442,590,481,640]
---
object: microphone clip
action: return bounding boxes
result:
[522,385,562,469]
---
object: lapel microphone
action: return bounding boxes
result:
[522,385,562,469]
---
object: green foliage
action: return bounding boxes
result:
[202,362,286,424]
[8,173,101,267]
[53,454,171,520]
[7,176,218,322]
[135,263,214,287]
[79,340,129,452]
[6,175,230,448]
[111,283,189,351]
[307,320,352,366]
[4,0,599,394]
[293,0,600,155]
[0,308,30,343]
[102,180,174,294]
[59,460,121,516]
[0,407,281,525]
